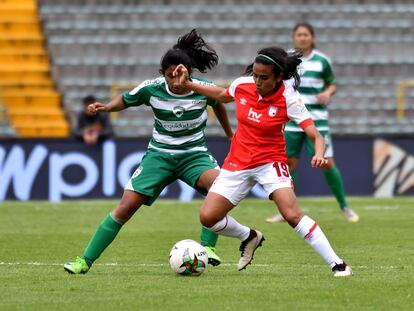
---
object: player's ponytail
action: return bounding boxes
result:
[160,29,218,75]
[244,46,303,90]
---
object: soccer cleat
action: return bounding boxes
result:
[237,230,265,271]
[64,256,90,274]
[204,246,221,267]
[342,207,360,223]
[265,213,286,223]
[332,262,353,277]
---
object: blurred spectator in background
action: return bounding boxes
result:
[73,95,113,145]
[266,22,359,223]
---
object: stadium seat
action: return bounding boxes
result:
[35,0,414,136]
[0,0,69,137]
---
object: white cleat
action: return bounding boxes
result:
[332,262,353,277]
[265,213,286,223]
[238,230,265,271]
[342,207,360,223]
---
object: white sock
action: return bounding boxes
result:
[208,215,250,241]
[295,215,342,267]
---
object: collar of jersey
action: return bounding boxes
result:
[256,81,285,103]
[301,49,316,62]
[165,82,194,97]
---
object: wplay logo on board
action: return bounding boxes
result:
[373,139,414,197]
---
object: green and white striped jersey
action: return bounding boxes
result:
[123,77,218,153]
[285,49,336,132]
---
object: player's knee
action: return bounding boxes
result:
[199,209,216,228]
[113,202,137,223]
[282,207,303,227]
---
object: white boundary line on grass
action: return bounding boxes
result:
[0,262,398,269]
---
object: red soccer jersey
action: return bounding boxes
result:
[222,76,313,171]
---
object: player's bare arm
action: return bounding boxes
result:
[173,64,234,103]
[213,103,233,140]
[87,94,127,115]
[304,125,327,168]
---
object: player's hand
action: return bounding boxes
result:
[316,91,331,104]
[172,64,189,85]
[87,102,107,114]
[311,155,328,168]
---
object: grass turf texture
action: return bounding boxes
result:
[1,198,413,311]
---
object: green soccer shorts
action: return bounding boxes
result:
[285,130,333,158]
[125,149,219,205]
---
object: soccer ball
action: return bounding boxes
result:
[169,239,208,276]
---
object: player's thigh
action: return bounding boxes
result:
[285,131,306,158]
[209,168,255,206]
[176,151,220,194]
[254,162,294,199]
[125,150,177,205]
[305,130,334,158]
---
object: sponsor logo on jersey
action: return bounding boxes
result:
[173,106,185,118]
[240,98,247,105]
[268,106,278,117]
[247,107,262,123]
[160,118,203,131]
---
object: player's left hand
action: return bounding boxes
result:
[316,91,331,104]
[311,155,328,168]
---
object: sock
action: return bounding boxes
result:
[323,166,348,209]
[295,215,342,267]
[200,226,219,248]
[207,215,250,241]
[82,213,124,267]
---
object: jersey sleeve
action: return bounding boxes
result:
[285,85,313,129]
[192,78,219,107]
[226,76,247,98]
[322,58,336,85]
[122,80,152,107]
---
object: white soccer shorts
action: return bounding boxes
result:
[209,162,293,205]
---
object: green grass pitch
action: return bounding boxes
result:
[1,197,414,310]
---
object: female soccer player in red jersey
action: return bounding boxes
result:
[173,46,352,277]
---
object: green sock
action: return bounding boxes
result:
[82,213,123,267]
[200,226,218,248]
[290,170,297,188]
[323,166,348,209]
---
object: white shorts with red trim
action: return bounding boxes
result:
[209,162,293,205]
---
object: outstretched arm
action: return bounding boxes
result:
[173,64,234,103]
[303,125,328,168]
[212,103,233,140]
[87,94,127,115]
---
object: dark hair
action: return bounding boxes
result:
[160,29,218,75]
[244,46,303,90]
[83,95,96,105]
[293,22,316,49]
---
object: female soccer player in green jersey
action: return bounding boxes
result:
[64,29,233,274]
[266,22,359,223]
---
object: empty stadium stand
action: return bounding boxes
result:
[35,0,414,137]
[0,0,69,137]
